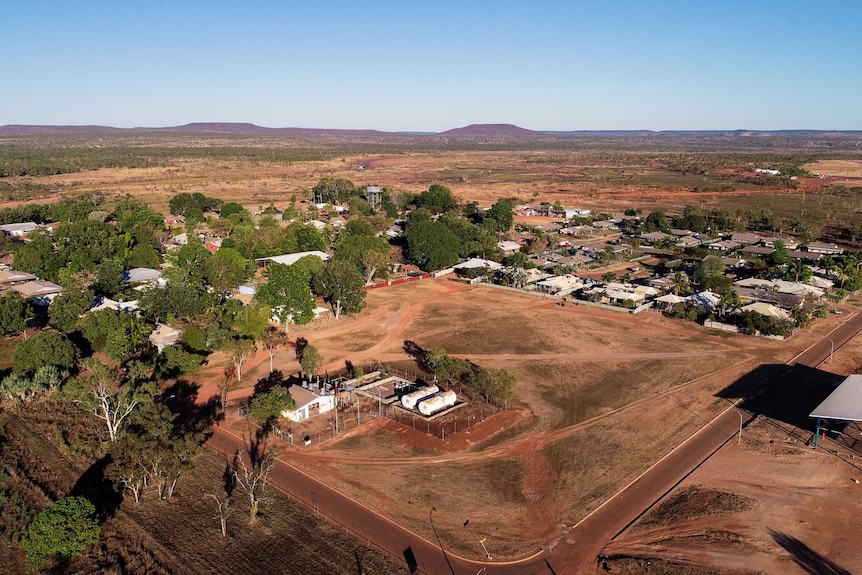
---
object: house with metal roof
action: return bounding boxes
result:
[0,222,39,237]
[256,250,330,267]
[11,280,63,306]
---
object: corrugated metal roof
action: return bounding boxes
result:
[810,374,862,421]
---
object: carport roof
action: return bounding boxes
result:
[810,374,862,421]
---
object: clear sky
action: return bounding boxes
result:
[3,1,860,131]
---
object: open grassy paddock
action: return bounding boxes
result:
[249,279,790,558]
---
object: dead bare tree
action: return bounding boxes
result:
[233,448,275,524]
[204,494,232,537]
[217,366,237,411]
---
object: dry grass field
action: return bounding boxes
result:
[8,147,853,220]
[201,278,831,565]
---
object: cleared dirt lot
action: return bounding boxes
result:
[197,277,849,566]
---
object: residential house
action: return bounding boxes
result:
[592,220,617,232]
[787,250,823,262]
[641,231,672,245]
[497,241,521,256]
[149,324,182,352]
[0,269,37,287]
[806,242,843,256]
[11,280,63,306]
[536,274,587,295]
[761,237,798,250]
[453,258,503,271]
[677,236,703,249]
[706,240,742,253]
[0,222,39,237]
[560,225,595,236]
[204,239,222,253]
[740,302,792,321]
[90,296,139,313]
[740,245,774,259]
[122,268,162,284]
[731,233,762,245]
[256,251,330,267]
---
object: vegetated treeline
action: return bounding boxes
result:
[4,131,861,180]
[0,176,524,567]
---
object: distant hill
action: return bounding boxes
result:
[437,124,543,137]
[1,122,861,139]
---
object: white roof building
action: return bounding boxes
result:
[536,274,586,294]
[149,323,182,352]
[282,384,336,422]
[0,222,39,237]
[453,258,503,271]
[123,268,162,283]
[256,251,330,267]
[740,302,792,321]
[497,240,521,254]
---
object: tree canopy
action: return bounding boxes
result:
[21,496,100,568]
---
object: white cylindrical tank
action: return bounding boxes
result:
[400,385,440,409]
[417,391,457,416]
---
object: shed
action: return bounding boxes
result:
[282,384,335,422]
[811,374,862,447]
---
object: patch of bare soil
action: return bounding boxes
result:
[604,418,862,575]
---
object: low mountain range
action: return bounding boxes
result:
[1,122,860,139]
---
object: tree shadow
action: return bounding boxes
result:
[70,454,123,520]
[294,337,308,362]
[162,379,221,436]
[770,529,851,575]
[253,369,288,395]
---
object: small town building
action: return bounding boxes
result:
[11,280,63,306]
[149,323,182,352]
[123,268,162,283]
[0,269,37,286]
[257,251,331,267]
[806,242,843,256]
[497,240,521,256]
[282,383,336,422]
[0,222,39,237]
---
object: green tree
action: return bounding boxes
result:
[13,331,79,377]
[21,496,100,568]
[486,199,514,232]
[0,293,31,335]
[220,202,245,218]
[404,210,460,271]
[155,344,207,379]
[299,345,323,379]
[255,263,316,334]
[94,258,123,297]
[361,249,390,283]
[137,283,208,322]
[232,301,270,341]
[415,184,458,213]
[314,259,366,318]
[13,229,63,281]
[260,327,287,373]
[49,283,94,332]
[644,210,671,233]
[247,386,296,421]
[205,247,250,292]
[693,254,726,286]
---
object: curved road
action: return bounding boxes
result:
[207,311,862,575]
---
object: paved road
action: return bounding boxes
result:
[206,311,862,575]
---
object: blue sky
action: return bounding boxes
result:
[3,1,860,131]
